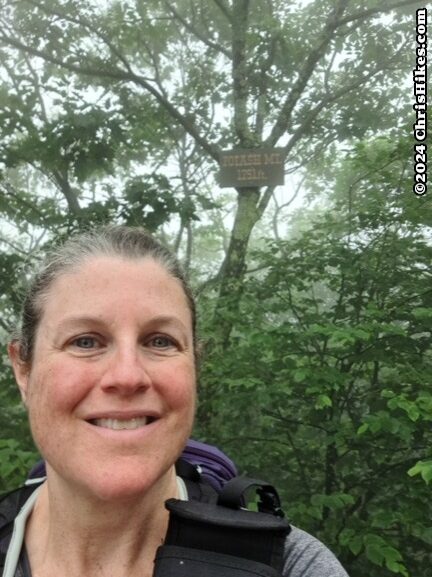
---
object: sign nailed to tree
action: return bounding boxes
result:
[219,148,285,188]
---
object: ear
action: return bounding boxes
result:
[7,341,30,404]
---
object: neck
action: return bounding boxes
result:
[25,468,178,577]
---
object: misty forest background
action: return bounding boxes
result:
[0,1,431,576]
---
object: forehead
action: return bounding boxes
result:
[39,255,191,324]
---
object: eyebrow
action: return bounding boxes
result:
[56,315,189,333]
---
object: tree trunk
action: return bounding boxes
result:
[213,187,261,348]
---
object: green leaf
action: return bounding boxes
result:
[365,543,384,565]
[357,423,369,435]
[293,369,307,383]
[349,536,363,556]
[413,307,432,319]
[408,460,432,484]
[315,394,332,409]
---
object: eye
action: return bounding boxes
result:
[148,335,177,349]
[71,336,99,349]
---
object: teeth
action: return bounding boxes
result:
[92,417,149,430]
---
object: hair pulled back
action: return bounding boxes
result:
[15,225,196,362]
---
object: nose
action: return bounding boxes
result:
[100,344,152,396]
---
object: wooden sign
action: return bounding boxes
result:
[219,149,285,188]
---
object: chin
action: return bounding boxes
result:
[89,460,177,502]
[46,454,176,504]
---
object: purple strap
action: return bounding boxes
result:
[181,439,237,491]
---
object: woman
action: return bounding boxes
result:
[2,225,348,577]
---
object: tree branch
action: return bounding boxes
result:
[0,31,221,162]
[24,0,136,76]
[336,0,424,28]
[163,1,231,58]
[22,53,48,122]
[267,0,417,148]
[0,235,30,256]
[254,33,278,138]
[1,180,46,223]
[282,49,403,158]
[267,410,333,434]
[231,0,255,146]
[51,169,81,214]
[211,0,233,23]
[257,186,275,219]
[271,175,306,240]
[265,0,350,146]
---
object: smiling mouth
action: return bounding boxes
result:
[89,417,156,430]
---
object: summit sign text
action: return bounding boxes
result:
[219,149,285,188]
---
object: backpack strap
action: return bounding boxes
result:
[154,494,290,577]
[0,482,43,540]
[218,476,286,517]
[155,464,291,577]
[180,439,238,491]
[175,457,219,504]
[0,482,44,574]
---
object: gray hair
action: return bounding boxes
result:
[15,225,196,362]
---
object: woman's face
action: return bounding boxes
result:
[10,256,196,501]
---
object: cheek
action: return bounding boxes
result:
[160,362,196,413]
[26,362,91,414]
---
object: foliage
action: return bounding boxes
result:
[196,135,432,576]
[0,439,39,493]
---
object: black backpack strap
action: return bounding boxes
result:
[154,545,282,577]
[155,466,291,577]
[175,457,219,504]
[218,477,286,518]
[175,458,200,483]
[154,496,290,577]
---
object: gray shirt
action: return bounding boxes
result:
[284,526,349,576]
